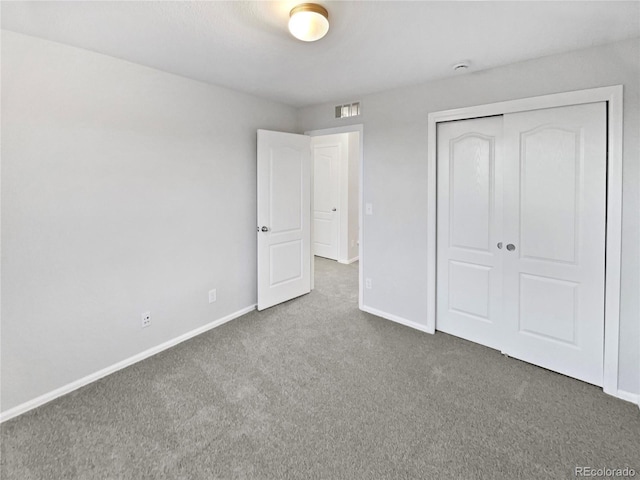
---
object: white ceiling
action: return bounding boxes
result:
[2,1,639,107]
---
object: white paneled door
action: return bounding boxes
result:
[501,103,607,386]
[312,140,340,260]
[437,116,505,350]
[257,130,311,311]
[437,103,607,386]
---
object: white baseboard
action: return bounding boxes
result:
[614,389,640,406]
[361,305,434,335]
[338,256,359,265]
[0,304,256,423]
[3,302,636,422]
[361,306,640,406]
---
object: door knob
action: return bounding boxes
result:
[261,226,269,232]
[506,243,516,251]
[497,242,503,249]
[332,208,337,212]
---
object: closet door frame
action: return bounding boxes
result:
[426,85,623,398]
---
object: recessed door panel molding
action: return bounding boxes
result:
[270,147,303,234]
[519,126,580,264]
[314,151,335,211]
[519,273,578,345]
[314,218,334,246]
[450,133,493,252]
[448,261,491,321]
[437,116,504,351]
[269,240,303,286]
[257,130,311,311]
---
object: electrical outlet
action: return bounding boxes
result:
[365,203,373,215]
[208,289,217,304]
[365,278,372,289]
[141,311,151,328]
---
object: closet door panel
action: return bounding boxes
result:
[436,116,504,350]
[519,127,579,263]
[502,102,607,386]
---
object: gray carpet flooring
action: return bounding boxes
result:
[1,257,639,479]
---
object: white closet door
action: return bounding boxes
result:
[501,103,607,386]
[437,116,504,350]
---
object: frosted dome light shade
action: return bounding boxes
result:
[289,4,329,42]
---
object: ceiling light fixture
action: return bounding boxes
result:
[288,3,329,42]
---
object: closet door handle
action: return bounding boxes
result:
[506,244,516,251]
[497,242,503,249]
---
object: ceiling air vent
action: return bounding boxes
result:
[335,102,360,119]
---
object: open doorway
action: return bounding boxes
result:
[306,125,363,309]
[256,126,362,311]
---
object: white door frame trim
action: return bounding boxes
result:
[426,86,623,397]
[306,124,364,310]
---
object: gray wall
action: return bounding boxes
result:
[1,31,297,411]
[297,37,640,395]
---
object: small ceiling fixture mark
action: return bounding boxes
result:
[453,62,470,72]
